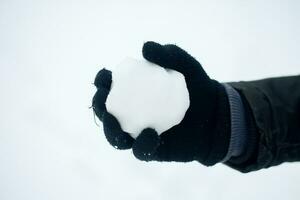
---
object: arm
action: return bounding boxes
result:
[92,41,300,173]
[225,76,300,173]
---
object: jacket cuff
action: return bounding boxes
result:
[221,83,248,162]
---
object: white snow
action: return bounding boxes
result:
[106,58,190,138]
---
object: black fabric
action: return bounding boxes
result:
[92,41,232,166]
[93,69,111,121]
[93,68,134,149]
[132,128,160,161]
[102,112,134,150]
[224,76,300,173]
[141,42,231,165]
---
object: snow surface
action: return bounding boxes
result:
[106,58,190,138]
[1,1,300,200]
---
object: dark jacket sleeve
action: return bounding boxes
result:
[224,75,300,173]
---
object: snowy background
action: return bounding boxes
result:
[1,0,300,200]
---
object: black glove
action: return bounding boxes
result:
[92,41,231,166]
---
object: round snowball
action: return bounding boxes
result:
[105,57,190,139]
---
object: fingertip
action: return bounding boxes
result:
[142,41,165,61]
[143,41,161,50]
[132,128,160,161]
[94,68,112,89]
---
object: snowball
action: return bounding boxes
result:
[105,57,190,139]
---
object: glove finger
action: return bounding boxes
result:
[92,86,110,121]
[102,111,134,150]
[132,128,160,161]
[142,41,209,82]
[94,68,112,90]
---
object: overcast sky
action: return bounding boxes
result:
[1,0,300,200]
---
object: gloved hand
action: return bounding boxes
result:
[92,41,231,166]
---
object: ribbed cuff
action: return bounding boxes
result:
[221,83,248,162]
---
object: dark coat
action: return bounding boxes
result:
[225,75,300,173]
